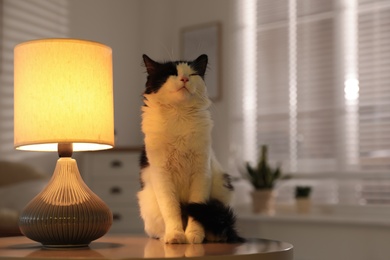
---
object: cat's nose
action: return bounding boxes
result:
[180,76,189,83]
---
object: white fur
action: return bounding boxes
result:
[137,62,231,244]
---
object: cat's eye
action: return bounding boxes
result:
[190,73,199,76]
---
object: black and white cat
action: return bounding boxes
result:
[137,54,244,244]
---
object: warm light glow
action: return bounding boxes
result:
[344,77,359,101]
[289,0,298,172]
[14,38,114,152]
[342,0,359,169]
[241,0,258,164]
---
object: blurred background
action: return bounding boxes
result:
[1,1,390,259]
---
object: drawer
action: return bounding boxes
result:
[90,177,140,204]
[108,206,144,234]
[87,152,141,177]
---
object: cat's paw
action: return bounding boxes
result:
[185,230,205,244]
[164,230,187,244]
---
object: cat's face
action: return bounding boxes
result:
[142,54,210,107]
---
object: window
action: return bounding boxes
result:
[0,0,68,160]
[234,0,390,206]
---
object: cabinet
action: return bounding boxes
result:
[82,151,144,234]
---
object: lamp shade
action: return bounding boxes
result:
[14,39,114,151]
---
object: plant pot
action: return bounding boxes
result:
[251,189,275,215]
[295,198,311,214]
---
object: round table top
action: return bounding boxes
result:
[0,235,293,260]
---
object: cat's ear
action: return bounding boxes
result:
[143,54,158,75]
[192,54,208,77]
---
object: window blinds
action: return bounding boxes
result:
[0,0,68,159]
[358,0,390,171]
[237,0,390,206]
[253,0,390,174]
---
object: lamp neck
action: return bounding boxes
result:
[58,143,73,157]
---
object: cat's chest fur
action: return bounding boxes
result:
[142,102,213,154]
[142,103,213,199]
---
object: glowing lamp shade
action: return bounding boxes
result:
[14,39,114,248]
[14,39,114,151]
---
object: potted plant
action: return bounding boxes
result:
[295,186,312,214]
[243,145,285,214]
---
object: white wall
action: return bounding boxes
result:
[68,0,236,171]
[139,0,235,170]
[68,0,144,148]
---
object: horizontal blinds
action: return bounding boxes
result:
[255,0,390,173]
[256,5,289,164]
[257,0,288,25]
[0,0,68,160]
[296,17,337,165]
[358,3,390,171]
[245,0,390,205]
[296,0,334,17]
[256,0,340,172]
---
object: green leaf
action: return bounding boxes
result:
[242,145,284,190]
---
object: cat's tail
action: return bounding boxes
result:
[182,199,246,243]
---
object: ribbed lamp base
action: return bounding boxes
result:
[19,158,113,248]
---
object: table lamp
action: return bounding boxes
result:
[14,38,114,248]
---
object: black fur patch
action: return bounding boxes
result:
[143,54,178,94]
[139,147,149,189]
[182,199,245,243]
[142,54,209,94]
[188,54,208,79]
[223,173,234,191]
[140,146,149,169]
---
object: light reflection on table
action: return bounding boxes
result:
[0,235,293,260]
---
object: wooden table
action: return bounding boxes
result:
[0,235,293,260]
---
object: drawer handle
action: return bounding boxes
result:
[110,186,122,195]
[113,213,122,221]
[110,160,123,168]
